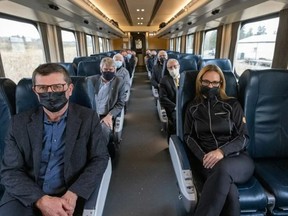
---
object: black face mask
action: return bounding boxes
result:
[159,58,165,64]
[38,91,68,112]
[102,71,115,81]
[200,86,220,100]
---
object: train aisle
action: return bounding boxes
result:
[103,66,186,216]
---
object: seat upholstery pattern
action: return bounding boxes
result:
[239,69,288,215]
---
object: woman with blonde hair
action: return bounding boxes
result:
[184,64,254,216]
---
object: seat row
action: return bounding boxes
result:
[0,76,112,216]
[169,68,288,215]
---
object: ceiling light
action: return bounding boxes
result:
[141,9,144,12]
[141,17,144,20]
[137,9,140,11]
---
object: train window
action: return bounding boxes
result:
[86,34,94,56]
[0,18,45,83]
[186,34,194,54]
[106,39,110,51]
[175,37,181,52]
[234,17,279,76]
[99,37,104,53]
[169,39,174,51]
[203,29,217,59]
[61,30,77,62]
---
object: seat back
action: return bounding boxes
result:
[176,71,198,141]
[178,59,198,73]
[179,54,202,70]
[177,70,239,140]
[200,58,233,72]
[77,60,102,76]
[59,63,76,76]
[239,69,288,159]
[16,76,96,114]
[0,78,16,198]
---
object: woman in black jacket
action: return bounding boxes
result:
[184,64,254,216]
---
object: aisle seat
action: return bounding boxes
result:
[15,76,111,216]
[169,70,268,215]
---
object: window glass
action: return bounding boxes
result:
[234,17,279,76]
[106,39,110,51]
[175,37,181,52]
[99,37,104,53]
[61,30,77,62]
[170,39,174,51]
[186,34,194,54]
[86,34,94,56]
[203,29,217,59]
[0,18,45,83]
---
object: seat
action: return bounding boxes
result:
[178,59,198,73]
[59,62,76,76]
[15,76,111,216]
[239,69,288,215]
[77,60,102,76]
[0,78,16,199]
[178,54,202,70]
[86,75,125,159]
[169,70,268,215]
[200,58,233,72]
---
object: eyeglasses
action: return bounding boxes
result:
[34,83,68,93]
[167,64,179,70]
[201,79,221,87]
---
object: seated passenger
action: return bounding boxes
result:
[151,50,168,90]
[120,50,132,78]
[0,63,109,216]
[90,57,126,146]
[147,50,157,72]
[183,65,254,216]
[113,53,131,96]
[159,59,180,141]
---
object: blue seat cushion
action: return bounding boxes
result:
[238,177,268,213]
[255,159,288,211]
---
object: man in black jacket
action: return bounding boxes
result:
[159,58,180,141]
[0,63,109,216]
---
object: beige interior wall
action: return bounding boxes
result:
[147,37,168,50]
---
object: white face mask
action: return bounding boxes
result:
[168,68,180,78]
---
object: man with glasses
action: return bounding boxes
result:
[151,50,168,91]
[159,58,180,142]
[0,63,109,216]
[89,57,126,155]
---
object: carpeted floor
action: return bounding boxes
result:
[102,67,186,216]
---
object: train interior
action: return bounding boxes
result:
[0,0,288,215]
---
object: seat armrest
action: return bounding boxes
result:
[82,158,112,216]
[156,99,168,124]
[114,108,125,143]
[169,135,197,213]
[151,86,159,99]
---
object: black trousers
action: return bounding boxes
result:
[193,152,254,216]
[0,197,85,216]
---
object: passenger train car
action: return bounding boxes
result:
[0,0,288,215]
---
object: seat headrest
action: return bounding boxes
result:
[200,58,233,72]
[77,60,102,76]
[178,59,198,73]
[16,77,96,114]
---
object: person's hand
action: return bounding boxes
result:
[35,195,69,216]
[61,190,78,216]
[203,149,224,169]
[100,114,113,129]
